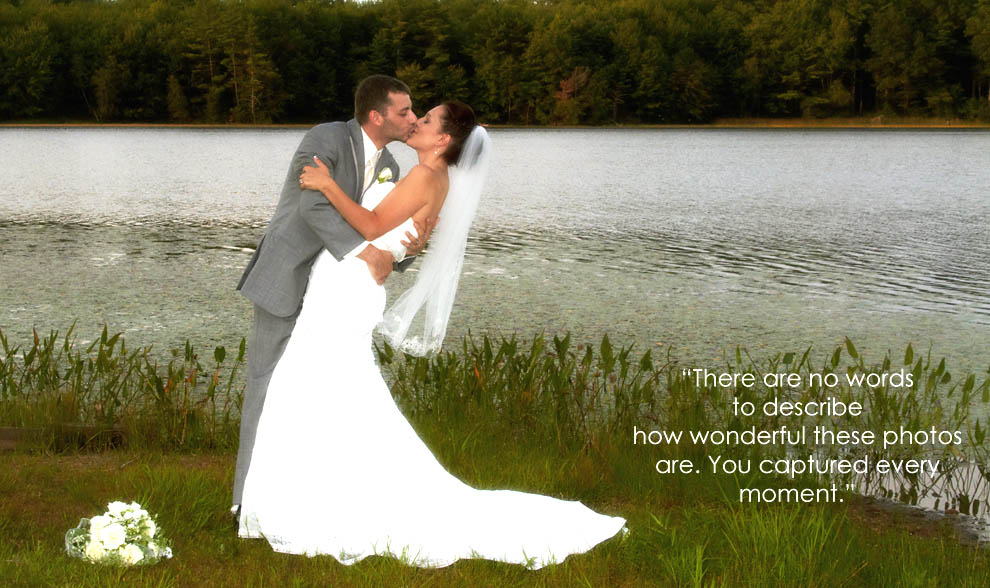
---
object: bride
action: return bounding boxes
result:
[237,101,627,568]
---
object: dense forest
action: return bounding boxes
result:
[2,0,990,124]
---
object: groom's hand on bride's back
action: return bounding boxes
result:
[356,245,394,285]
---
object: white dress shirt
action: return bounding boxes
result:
[343,128,406,264]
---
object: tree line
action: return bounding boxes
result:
[2,0,990,124]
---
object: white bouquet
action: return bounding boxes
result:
[65,501,172,566]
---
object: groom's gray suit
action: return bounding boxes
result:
[233,119,400,504]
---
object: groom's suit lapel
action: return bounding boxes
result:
[345,118,364,203]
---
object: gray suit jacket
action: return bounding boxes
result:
[238,119,400,317]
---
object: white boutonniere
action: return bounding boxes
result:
[377,168,393,184]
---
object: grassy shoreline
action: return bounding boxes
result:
[3,326,990,584]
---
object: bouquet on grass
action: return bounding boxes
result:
[65,501,172,566]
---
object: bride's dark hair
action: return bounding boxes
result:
[440,100,477,166]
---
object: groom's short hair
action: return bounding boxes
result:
[355,75,411,124]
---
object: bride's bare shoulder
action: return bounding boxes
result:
[402,164,447,192]
[403,164,444,182]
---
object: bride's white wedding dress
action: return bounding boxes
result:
[238,182,626,568]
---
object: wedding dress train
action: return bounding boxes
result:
[238,183,626,568]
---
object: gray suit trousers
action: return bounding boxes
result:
[232,303,299,504]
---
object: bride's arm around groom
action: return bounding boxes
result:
[238,119,398,317]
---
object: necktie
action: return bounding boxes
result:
[363,152,380,193]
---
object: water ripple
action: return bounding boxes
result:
[465,222,990,321]
[2,128,989,370]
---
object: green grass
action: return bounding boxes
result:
[3,326,990,585]
[2,449,990,587]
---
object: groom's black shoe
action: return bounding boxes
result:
[230,504,240,522]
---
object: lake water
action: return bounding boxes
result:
[1,127,989,376]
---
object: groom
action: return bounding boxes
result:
[233,75,428,510]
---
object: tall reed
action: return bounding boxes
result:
[0,324,245,450]
[2,323,988,489]
[377,332,990,498]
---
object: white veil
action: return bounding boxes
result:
[377,126,492,356]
